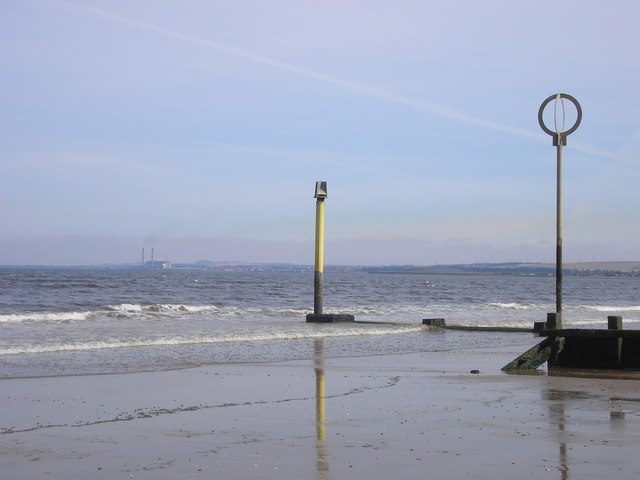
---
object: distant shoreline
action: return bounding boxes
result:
[1,261,639,277]
[362,261,640,278]
[366,270,637,279]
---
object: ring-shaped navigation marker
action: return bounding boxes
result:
[538,93,582,146]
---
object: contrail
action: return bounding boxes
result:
[47,0,536,136]
[48,0,629,162]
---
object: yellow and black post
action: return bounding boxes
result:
[306,182,354,323]
[313,181,327,315]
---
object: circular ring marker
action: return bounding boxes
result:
[538,93,582,144]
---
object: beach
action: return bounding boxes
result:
[2,341,639,479]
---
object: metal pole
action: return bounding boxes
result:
[314,196,325,315]
[312,181,328,316]
[555,140,563,326]
[306,182,354,323]
[538,93,581,330]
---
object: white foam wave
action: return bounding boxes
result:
[325,305,435,317]
[108,303,143,314]
[105,303,439,319]
[0,303,486,325]
[0,311,92,324]
[103,303,225,318]
[488,302,531,310]
[1,304,316,324]
[0,324,423,356]
[0,304,222,324]
[109,303,220,314]
[213,306,308,317]
[148,304,220,313]
[563,318,613,327]
[581,305,640,312]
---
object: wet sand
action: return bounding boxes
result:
[2,342,639,479]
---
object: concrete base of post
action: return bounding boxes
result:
[422,318,446,327]
[306,313,355,323]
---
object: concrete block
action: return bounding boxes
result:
[422,318,446,327]
[306,313,355,323]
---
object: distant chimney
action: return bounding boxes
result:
[142,248,145,266]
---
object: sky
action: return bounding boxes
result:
[1,0,639,266]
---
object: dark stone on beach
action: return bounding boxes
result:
[470,370,480,374]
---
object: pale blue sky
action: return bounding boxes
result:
[1,0,639,265]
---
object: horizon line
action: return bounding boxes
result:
[2,260,639,269]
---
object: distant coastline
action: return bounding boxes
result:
[1,260,639,277]
[362,261,640,278]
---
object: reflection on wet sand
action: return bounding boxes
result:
[315,339,329,479]
[544,387,631,480]
[545,389,570,480]
[609,410,626,432]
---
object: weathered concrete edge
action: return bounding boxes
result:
[422,318,534,333]
[442,325,534,333]
[538,329,640,338]
[306,313,355,323]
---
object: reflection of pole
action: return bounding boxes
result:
[314,339,329,477]
[556,140,563,323]
[315,339,326,441]
[545,389,569,480]
[315,367,326,441]
[314,192,326,315]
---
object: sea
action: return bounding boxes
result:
[1,268,639,379]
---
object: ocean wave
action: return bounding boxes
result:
[7,303,633,325]
[487,302,531,310]
[107,303,220,314]
[7,301,636,328]
[0,311,92,324]
[324,305,437,316]
[0,301,549,325]
[1,304,313,324]
[211,306,309,317]
[563,318,617,327]
[580,305,640,312]
[0,304,222,324]
[0,324,423,356]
